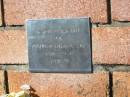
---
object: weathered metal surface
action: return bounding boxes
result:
[26,17,92,72]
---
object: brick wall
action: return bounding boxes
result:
[0,0,130,97]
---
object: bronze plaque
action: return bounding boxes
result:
[26,18,92,73]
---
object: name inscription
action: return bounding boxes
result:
[27,18,92,72]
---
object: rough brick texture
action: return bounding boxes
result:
[4,0,108,25]
[113,72,130,97]
[1,27,130,65]
[0,29,27,64]
[0,71,4,95]
[93,27,130,64]
[0,0,130,96]
[8,71,109,97]
[111,0,130,21]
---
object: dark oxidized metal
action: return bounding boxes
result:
[26,17,92,73]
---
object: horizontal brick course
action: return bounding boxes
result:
[4,0,108,25]
[0,71,5,95]
[111,0,130,21]
[7,71,109,97]
[0,27,130,65]
[113,72,130,97]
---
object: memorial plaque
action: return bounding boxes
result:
[26,17,92,73]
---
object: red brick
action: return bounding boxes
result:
[111,0,130,21]
[113,72,130,97]
[0,71,5,95]
[93,27,130,64]
[1,27,130,65]
[8,71,109,97]
[4,0,108,25]
[0,29,27,64]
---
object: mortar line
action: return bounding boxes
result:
[4,70,9,94]
[107,0,112,24]
[1,0,6,27]
[109,72,113,97]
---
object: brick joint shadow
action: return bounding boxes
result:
[30,86,39,97]
[1,0,6,26]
